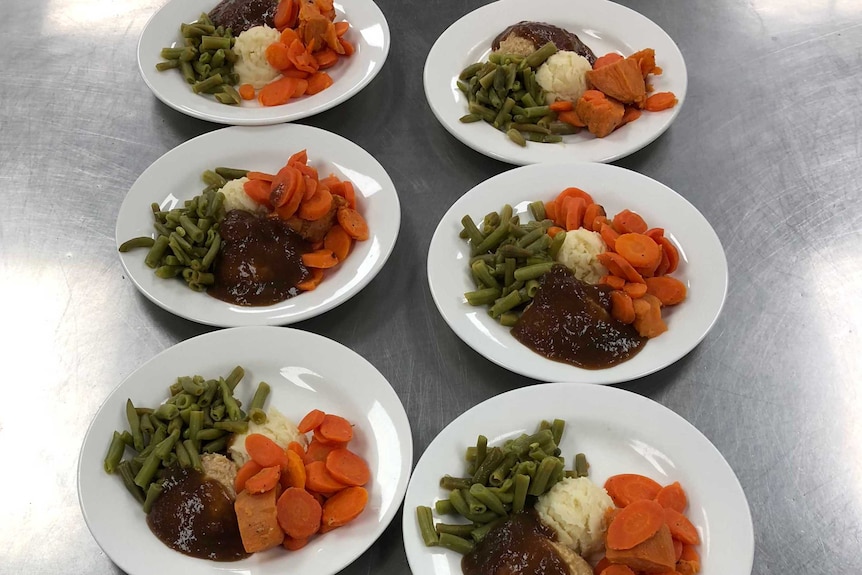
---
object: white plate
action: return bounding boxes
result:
[138,0,389,125]
[116,123,400,327]
[423,0,687,165]
[403,383,754,575]
[78,326,412,575]
[427,162,727,384]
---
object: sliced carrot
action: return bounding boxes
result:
[610,290,635,324]
[315,48,339,69]
[304,438,344,464]
[235,459,263,494]
[338,37,355,56]
[677,544,701,575]
[593,52,624,69]
[613,209,648,234]
[622,282,648,299]
[605,474,663,507]
[292,78,309,98]
[339,181,357,209]
[321,486,368,529]
[287,441,306,458]
[583,203,606,231]
[306,71,334,95]
[265,41,293,70]
[544,200,558,224]
[274,0,299,29]
[657,236,680,274]
[549,100,574,112]
[645,227,665,241]
[593,557,612,575]
[282,536,309,551]
[243,178,273,207]
[277,487,322,539]
[288,149,308,165]
[599,565,636,575]
[247,170,275,182]
[238,83,255,100]
[547,226,564,239]
[318,413,354,443]
[600,274,625,290]
[270,165,304,208]
[324,224,352,261]
[298,409,326,433]
[556,186,595,207]
[282,69,310,79]
[296,267,324,291]
[336,207,369,240]
[557,110,585,128]
[325,448,370,486]
[663,508,699,545]
[615,233,662,269]
[313,427,339,445]
[275,184,305,222]
[287,38,318,73]
[633,294,668,338]
[302,249,339,269]
[644,92,678,112]
[620,106,642,127]
[246,434,290,468]
[597,252,645,284]
[599,223,620,251]
[282,450,307,489]
[258,75,300,106]
[334,21,350,37]
[673,538,684,561]
[298,186,333,220]
[563,196,587,231]
[280,26,300,46]
[645,276,687,306]
[305,460,349,493]
[607,499,665,550]
[245,465,282,494]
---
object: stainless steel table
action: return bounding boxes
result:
[2,0,860,573]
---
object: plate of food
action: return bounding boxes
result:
[403,382,754,575]
[423,0,686,165]
[116,123,400,327]
[78,326,412,575]
[138,0,389,125]
[426,161,727,384]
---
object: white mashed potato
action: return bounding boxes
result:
[233,25,281,89]
[219,177,267,214]
[536,51,592,104]
[228,407,307,467]
[535,476,614,557]
[555,228,608,285]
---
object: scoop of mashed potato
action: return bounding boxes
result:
[228,407,307,467]
[536,51,592,104]
[233,25,281,89]
[219,177,267,214]
[555,228,608,285]
[535,476,614,557]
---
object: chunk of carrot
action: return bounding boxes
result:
[622,282,648,299]
[274,0,298,29]
[280,26,299,46]
[583,203,606,231]
[296,267,324,291]
[298,187,333,220]
[600,274,626,290]
[235,459,263,494]
[302,249,339,269]
[633,294,668,338]
[277,487,322,539]
[593,52,624,69]
[245,465,282,494]
[238,83,255,100]
[599,223,620,251]
[605,474,663,507]
[657,236,680,274]
[645,276,687,305]
[562,196,587,231]
[282,450,307,489]
[305,460,349,493]
[321,486,368,530]
[556,186,595,207]
[663,507,700,545]
[287,38,318,73]
[304,438,344,464]
[243,178,272,207]
[318,413,353,443]
[245,434,290,468]
[265,41,293,70]
[306,71,334,95]
[597,252,645,284]
[324,224,352,261]
[283,536,309,551]
[599,565,636,575]
[339,37,355,56]
[315,48,339,69]
[615,233,662,269]
[593,556,612,575]
[270,165,304,208]
[336,207,369,241]
[644,91,678,112]
[610,290,636,324]
[549,100,574,112]
[298,409,326,433]
[607,499,665,550]
[612,209,648,234]
[258,76,300,106]
[557,110,586,128]
[325,448,370,486]
[334,21,350,37]
[234,488,284,553]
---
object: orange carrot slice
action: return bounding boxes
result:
[663,508,700,545]
[245,465,281,494]
[325,448,370,486]
[318,413,353,443]
[324,224,352,261]
[305,460,349,493]
[277,487,322,539]
[336,207,369,240]
[606,499,665,550]
[246,434,289,468]
[605,474,662,507]
[298,409,326,433]
[655,481,687,513]
[321,486,368,529]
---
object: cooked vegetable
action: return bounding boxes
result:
[325,448,370,486]
[606,499,665,550]
[604,474,663,507]
[235,487,284,552]
[654,481,687,513]
[321,486,368,531]
[276,487,322,539]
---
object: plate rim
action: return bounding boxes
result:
[426,161,728,384]
[136,0,391,126]
[401,381,754,575]
[115,123,401,327]
[77,325,413,575]
[422,0,688,165]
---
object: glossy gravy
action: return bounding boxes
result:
[208,0,277,33]
[492,21,597,65]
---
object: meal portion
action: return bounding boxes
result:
[458,20,677,146]
[415,419,702,575]
[155,0,355,106]
[102,366,370,560]
[119,149,369,306]
[460,186,687,369]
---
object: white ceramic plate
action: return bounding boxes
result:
[116,123,400,327]
[79,326,412,575]
[138,0,389,125]
[403,383,754,575]
[423,0,687,165]
[427,162,727,384]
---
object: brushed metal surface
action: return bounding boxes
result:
[1,0,860,573]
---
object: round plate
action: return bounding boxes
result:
[116,123,400,327]
[423,0,687,165]
[78,326,412,575]
[138,0,390,125]
[403,382,754,575]
[427,162,727,384]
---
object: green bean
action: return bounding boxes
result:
[468,483,507,516]
[472,447,504,485]
[524,41,557,70]
[525,234,551,255]
[548,120,579,135]
[448,489,473,518]
[214,167,247,180]
[142,235,170,269]
[468,101,497,123]
[506,128,526,146]
[471,260,500,289]
[514,262,555,281]
[440,475,473,491]
[214,420,248,434]
[248,407,266,425]
[470,517,506,543]
[178,214,204,243]
[125,399,145,452]
[460,215,485,247]
[218,379,242,420]
[473,218,511,255]
[436,523,475,538]
[103,431,126,474]
[142,482,164,513]
[528,456,560,496]
[174,440,191,468]
[459,62,484,80]
[202,437,227,453]
[463,490,487,515]
[249,381,270,413]
[118,236,155,252]
[198,380,219,408]
[225,366,244,390]
[438,532,474,555]
[574,453,590,477]
[216,85,241,105]
[550,419,565,446]
[488,290,522,319]
[489,451,519,486]
[459,113,483,123]
[183,439,202,471]
[549,230,567,259]
[499,311,520,326]
[200,35,231,50]
[464,287,502,307]
[435,499,455,515]
[528,201,546,221]
[192,73,224,94]
[511,473,530,514]
[417,506,439,546]
[209,403,226,422]
[117,461,146,504]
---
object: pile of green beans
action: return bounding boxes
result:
[457,42,580,146]
[103,366,271,512]
[416,419,591,554]
[119,167,250,292]
[155,12,242,105]
[460,201,567,326]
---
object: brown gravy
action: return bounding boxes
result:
[146,466,249,562]
[462,511,570,575]
[512,265,646,369]
[208,0,278,33]
[492,21,597,65]
[209,210,311,306]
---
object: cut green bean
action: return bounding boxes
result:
[436,523,476,538]
[574,452,590,477]
[435,499,455,515]
[417,506,439,546]
[438,533,474,555]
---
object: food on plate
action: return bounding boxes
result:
[102,365,371,560]
[535,476,614,557]
[456,21,676,145]
[155,0,355,106]
[459,186,687,368]
[119,149,369,305]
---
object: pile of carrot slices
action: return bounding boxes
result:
[238,0,355,106]
[593,474,701,575]
[233,410,370,553]
[545,186,687,339]
[242,149,369,291]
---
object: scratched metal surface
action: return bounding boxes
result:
[1,0,860,573]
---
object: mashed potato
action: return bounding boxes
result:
[535,476,614,557]
[555,228,608,285]
[233,25,281,89]
[228,407,307,467]
[536,51,592,104]
[219,177,267,214]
